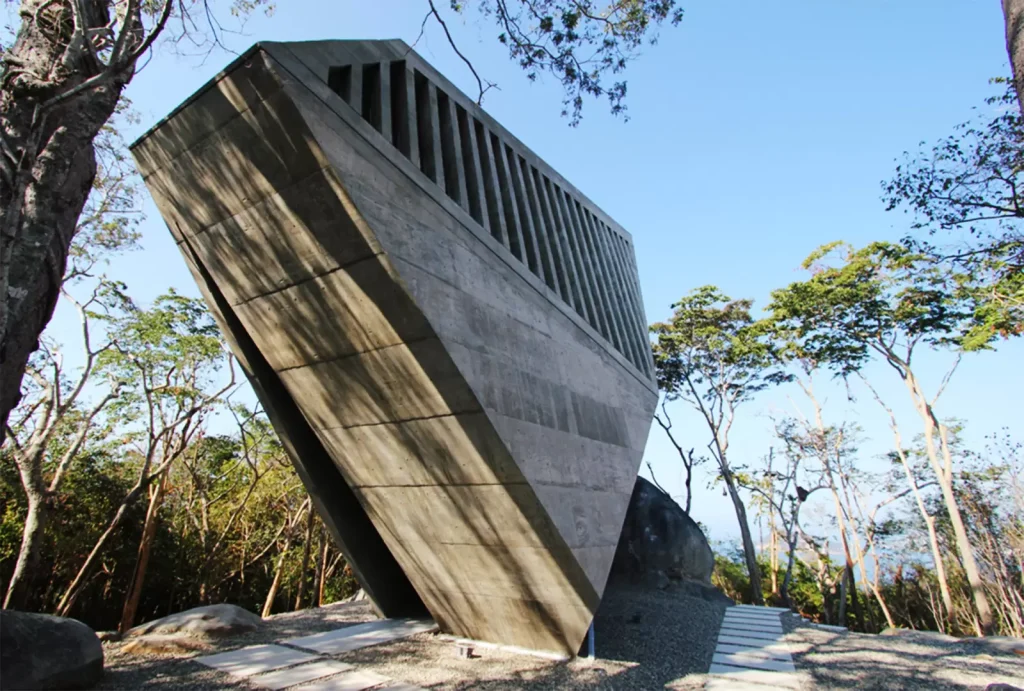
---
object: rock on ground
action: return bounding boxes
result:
[122,635,214,656]
[126,603,264,640]
[611,476,716,587]
[0,610,104,690]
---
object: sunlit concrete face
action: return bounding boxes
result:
[131,39,658,655]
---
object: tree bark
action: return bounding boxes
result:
[724,471,764,605]
[55,467,162,616]
[119,471,169,633]
[293,507,315,611]
[837,565,849,627]
[906,372,996,634]
[3,488,47,608]
[1,0,126,430]
[316,528,328,607]
[1004,0,1024,116]
[262,533,294,618]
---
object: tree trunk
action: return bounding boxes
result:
[0,0,125,430]
[780,528,800,608]
[769,517,779,598]
[934,467,996,634]
[3,489,47,609]
[847,563,865,631]
[1004,0,1024,116]
[316,528,328,607]
[262,533,294,618]
[724,471,764,605]
[837,566,849,627]
[119,472,169,633]
[56,475,152,616]
[293,507,315,611]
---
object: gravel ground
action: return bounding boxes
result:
[101,589,1023,690]
[782,619,1024,690]
[97,584,727,690]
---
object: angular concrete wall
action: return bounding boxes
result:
[132,39,658,655]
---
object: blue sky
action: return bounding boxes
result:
[52,1,1023,544]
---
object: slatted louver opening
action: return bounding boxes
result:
[361,63,382,132]
[457,105,485,226]
[326,56,650,377]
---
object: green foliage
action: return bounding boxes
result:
[711,552,749,603]
[651,285,790,404]
[461,0,683,124]
[767,241,991,377]
[0,410,353,629]
[882,79,1023,347]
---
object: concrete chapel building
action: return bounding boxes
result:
[131,39,659,656]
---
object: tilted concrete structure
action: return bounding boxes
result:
[131,39,658,655]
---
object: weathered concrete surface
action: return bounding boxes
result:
[132,39,657,655]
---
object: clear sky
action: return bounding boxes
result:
[56,0,1023,545]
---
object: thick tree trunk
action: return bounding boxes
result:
[1004,0,1024,116]
[0,0,124,430]
[119,472,169,633]
[3,489,47,609]
[724,472,764,605]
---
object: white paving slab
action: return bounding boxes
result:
[716,634,795,651]
[285,619,436,655]
[722,616,783,626]
[376,684,425,691]
[728,606,786,615]
[718,626,781,640]
[722,619,783,631]
[196,644,320,678]
[708,664,801,688]
[720,618,782,626]
[250,661,354,690]
[706,679,792,691]
[720,610,782,622]
[712,652,796,673]
[293,670,392,691]
[714,643,792,661]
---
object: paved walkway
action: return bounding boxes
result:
[195,618,436,690]
[705,605,807,690]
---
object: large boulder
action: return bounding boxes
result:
[0,610,104,690]
[125,603,263,640]
[611,477,716,587]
